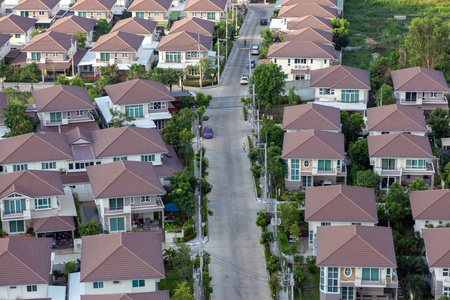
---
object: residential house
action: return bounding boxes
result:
[391,66,449,114]
[156,31,214,73]
[411,189,450,234]
[110,17,158,48]
[282,129,346,189]
[48,15,97,44]
[367,104,427,136]
[127,0,172,23]
[169,17,215,36]
[69,0,116,23]
[368,133,434,189]
[0,238,64,300]
[268,40,338,81]
[286,15,332,31]
[153,145,183,185]
[316,225,398,300]
[12,0,59,29]
[0,14,37,48]
[310,65,371,112]
[282,103,340,132]
[278,3,337,25]
[86,161,166,232]
[96,79,175,129]
[183,0,230,22]
[32,84,98,133]
[423,228,450,299]
[282,27,333,44]
[0,170,76,237]
[305,185,378,252]
[0,0,4,16]
[0,33,11,63]
[281,0,338,9]
[68,232,169,299]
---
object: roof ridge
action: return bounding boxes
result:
[47,32,67,51]
[28,171,63,195]
[127,166,164,193]
[327,67,351,89]
[7,246,49,283]
[116,32,134,48]
[416,190,449,219]
[432,248,450,267]
[396,69,421,91]
[129,127,167,153]
[1,134,31,163]
[81,239,123,281]
[283,132,315,157]
[6,16,26,34]
[96,127,126,157]
[35,133,72,159]
[121,240,165,278]
[397,107,423,129]
[355,229,396,267]
[308,193,341,220]
[57,215,74,228]
[420,68,447,89]
[401,134,431,157]
[344,192,378,222]
[41,87,64,111]
[314,132,342,158]
[311,106,337,129]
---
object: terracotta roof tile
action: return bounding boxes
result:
[281,0,337,7]
[22,31,75,52]
[32,84,94,112]
[81,291,170,300]
[104,79,174,105]
[70,0,116,11]
[268,40,336,58]
[48,15,97,34]
[156,31,213,51]
[0,170,64,199]
[283,27,332,44]
[184,0,228,12]
[410,189,450,220]
[111,17,157,35]
[0,14,37,34]
[127,0,172,11]
[169,17,215,36]
[423,228,450,267]
[33,216,76,233]
[66,126,94,144]
[154,145,183,177]
[0,33,11,49]
[367,104,427,133]
[91,31,144,52]
[391,67,449,92]
[278,3,337,19]
[286,15,332,31]
[310,65,370,89]
[368,133,433,158]
[282,103,340,131]
[13,0,59,10]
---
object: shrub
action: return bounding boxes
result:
[294,254,304,264]
[64,261,76,281]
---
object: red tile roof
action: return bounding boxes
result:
[104,79,174,105]
[282,103,340,131]
[22,31,75,52]
[13,0,59,11]
[81,291,170,300]
[283,27,333,44]
[0,170,64,199]
[391,67,449,92]
[367,104,427,133]
[310,65,370,89]
[410,189,450,221]
[0,14,37,34]
[48,15,97,35]
[127,0,171,11]
[32,84,94,112]
[111,17,157,35]
[268,40,336,59]
[423,228,450,267]
[156,31,213,51]
[33,216,76,233]
[70,0,116,11]
[368,133,433,158]
[184,0,228,12]
[169,17,215,36]
[91,31,144,52]
[286,15,332,31]
[278,3,337,19]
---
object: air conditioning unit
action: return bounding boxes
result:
[59,168,66,172]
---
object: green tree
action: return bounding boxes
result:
[10,66,21,92]
[108,108,135,127]
[151,67,182,92]
[70,77,86,87]
[287,86,301,106]
[260,231,274,244]
[428,107,449,139]
[30,29,45,38]
[78,220,102,236]
[405,17,449,70]
[162,107,196,146]
[64,261,76,281]
[0,63,10,91]
[94,19,112,41]
[405,274,425,300]
[100,64,121,84]
[93,76,108,96]
[341,111,365,142]
[172,281,194,300]
[381,182,411,226]
[331,18,350,50]
[259,29,277,59]
[294,268,307,287]
[267,145,286,185]
[74,31,87,49]
[55,75,71,85]
[356,169,381,190]
[375,84,395,106]
[165,169,197,219]
[250,62,286,108]
[256,210,271,228]
[177,128,194,166]
[348,139,369,168]
[260,119,284,148]
[21,62,42,91]
[409,178,428,191]
[2,102,34,137]
[127,63,147,80]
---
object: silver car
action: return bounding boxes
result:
[251,46,260,55]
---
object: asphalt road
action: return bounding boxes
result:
[201,4,274,300]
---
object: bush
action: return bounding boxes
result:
[435,175,442,187]
[248,148,259,161]
[64,261,76,281]
[243,106,247,121]
[294,254,304,264]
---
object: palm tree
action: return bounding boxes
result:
[127,63,147,80]
[405,274,424,300]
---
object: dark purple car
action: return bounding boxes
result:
[203,126,213,139]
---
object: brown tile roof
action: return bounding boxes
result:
[48,15,97,35]
[278,3,337,19]
[0,33,11,48]
[60,171,90,184]
[70,0,116,11]
[91,126,168,158]
[267,40,336,59]
[367,104,427,133]
[169,17,215,36]
[154,145,183,177]
[391,67,449,92]
[104,79,174,105]
[281,129,345,159]
[317,225,396,267]
[32,84,94,112]
[81,291,170,300]
[310,65,371,89]
[156,31,213,52]
[422,228,450,267]
[91,31,144,52]
[22,31,75,52]
[127,0,172,11]
[286,15,332,31]
[305,185,378,223]
[13,0,59,10]
[0,14,37,34]
[281,0,337,7]
[282,103,340,131]
[80,232,165,282]
[283,27,332,44]
[410,189,450,220]
[0,237,52,286]
[43,120,100,133]
[33,216,76,233]
[11,49,87,70]
[184,0,228,11]
[87,161,165,198]
[0,170,64,199]
[368,133,433,158]
[66,126,93,144]
[0,132,72,164]
[111,17,157,35]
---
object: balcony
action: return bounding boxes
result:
[2,209,31,220]
[399,96,448,105]
[43,113,95,126]
[131,196,165,213]
[312,168,337,175]
[402,162,434,174]
[355,278,386,288]
[374,167,402,177]
[104,205,132,216]
[293,64,310,70]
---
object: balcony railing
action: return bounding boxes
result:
[104,206,132,216]
[355,278,387,287]
[2,209,31,220]
[43,114,95,126]
[293,64,310,70]
[399,96,448,105]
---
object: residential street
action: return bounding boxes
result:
[200,4,274,300]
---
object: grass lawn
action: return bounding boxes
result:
[3,89,34,104]
[299,266,320,300]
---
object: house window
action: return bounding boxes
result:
[100,53,111,61]
[109,198,124,210]
[382,159,395,170]
[75,110,84,116]
[113,156,128,161]
[324,59,327,64]
[130,197,135,206]
[90,12,94,17]
[150,102,166,110]
[68,161,98,170]
[26,285,37,292]
[122,53,129,58]
[50,112,62,122]
[15,34,21,38]
[51,52,58,58]
[45,52,49,59]
[321,222,331,226]
[35,198,51,209]
[318,160,332,171]
[294,58,306,64]
[303,160,310,168]
[386,268,391,279]
[136,12,144,18]
[290,159,299,181]
[165,52,181,63]
[125,104,144,118]
[344,267,352,277]
[445,287,450,297]
[342,287,354,300]
[443,268,450,276]
[207,12,216,20]
[381,131,390,135]
[405,92,417,102]
[341,90,360,103]
[31,52,41,61]
[327,267,339,292]
[109,217,125,232]
[4,199,26,214]
[309,230,313,244]
[351,222,361,225]
[154,12,160,16]
[141,155,155,162]
[140,195,150,203]
[132,279,145,287]
[192,12,197,16]
[187,51,199,59]
[41,162,56,170]
[302,176,312,187]
[311,59,313,64]
[406,159,426,170]
[12,164,28,172]
[39,11,44,15]
[284,74,288,79]
[97,12,102,16]
[319,88,334,95]
[362,268,379,281]
[79,12,87,17]
[9,220,25,233]
[287,59,290,66]
[337,160,341,169]
[430,92,438,98]
[93,282,104,289]
[274,58,277,63]
[21,11,29,17]
[154,120,166,130]
[320,267,325,291]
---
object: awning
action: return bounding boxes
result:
[148,112,172,120]
[291,69,310,74]
[11,50,87,70]
[137,49,153,65]
[169,10,181,20]
[165,203,179,212]
[157,20,169,26]
[314,100,367,111]
[421,103,449,111]
[33,216,76,233]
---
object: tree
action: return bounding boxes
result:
[348,139,369,168]
[93,76,108,96]
[74,31,87,49]
[405,274,425,300]
[127,63,147,80]
[162,107,196,147]
[375,84,396,106]
[428,107,449,139]
[267,145,286,185]
[405,17,449,70]
[250,62,286,108]
[100,64,121,84]
[21,62,42,91]
[10,66,21,92]
[2,102,34,137]
[55,75,71,85]
[70,77,86,87]
[256,210,271,228]
[151,67,182,92]
[294,268,307,287]
[260,119,284,148]
[331,18,350,50]
[341,111,365,142]
[64,261,76,281]
[172,282,194,300]
[30,29,45,38]
[408,178,428,191]
[356,170,381,189]
[259,29,277,59]
[0,63,10,91]
[78,220,102,236]
[108,108,135,127]
[175,92,212,110]
[94,19,112,41]
[165,169,197,219]
[381,182,411,226]
[287,86,301,106]
[177,128,195,166]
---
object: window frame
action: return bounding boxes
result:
[26,285,37,292]
[9,220,25,233]
[344,267,352,277]
[93,281,104,289]
[132,279,145,287]
[35,198,51,210]
[290,159,300,181]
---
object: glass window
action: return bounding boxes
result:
[207,12,215,19]
[150,102,166,110]
[100,53,110,61]
[430,92,438,98]
[405,92,417,102]
[327,267,339,292]
[320,267,325,291]
[50,112,62,122]
[318,160,332,171]
[75,110,84,116]
[97,12,102,16]
[79,12,87,17]
[302,176,312,187]
[386,268,391,278]
[154,12,160,16]
[290,159,299,181]
[341,90,360,103]
[41,162,56,170]
[35,198,51,209]
[309,230,313,244]
[113,156,128,161]
[122,53,129,58]
[31,52,41,61]
[140,195,150,203]
[406,159,426,170]
[445,287,450,296]
[187,51,199,59]
[287,59,290,66]
[52,52,58,57]
[125,105,144,118]
[27,285,37,292]
[15,34,21,38]
[362,268,379,280]
[93,282,104,288]
[381,159,395,170]
[9,220,25,233]
[344,267,352,277]
[109,217,125,232]
[321,222,331,226]
[444,268,450,277]
[319,88,334,95]
[342,287,354,300]
[136,12,144,18]
[165,52,181,63]
[109,198,124,210]
[4,199,26,214]
[303,160,310,168]
[141,155,155,162]
[13,164,28,172]
[132,279,145,287]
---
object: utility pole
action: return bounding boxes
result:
[71,32,75,77]
[380,86,383,106]
[264,139,268,200]
[198,146,203,299]
[225,14,228,61]
[240,45,253,144]
[198,33,202,88]
[217,29,220,83]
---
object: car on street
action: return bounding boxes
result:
[260,18,268,25]
[240,75,249,85]
[203,126,213,139]
[246,59,256,69]
[251,45,260,55]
